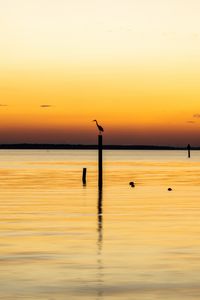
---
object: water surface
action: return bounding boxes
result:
[0,150,200,299]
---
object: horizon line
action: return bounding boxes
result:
[0,143,197,150]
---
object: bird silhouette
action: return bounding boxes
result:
[93,120,104,134]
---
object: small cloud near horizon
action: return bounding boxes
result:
[40,104,53,108]
[0,104,8,107]
[187,120,195,124]
[193,113,200,118]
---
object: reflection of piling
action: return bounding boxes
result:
[98,135,103,189]
[187,144,191,158]
[98,188,103,245]
[82,168,87,185]
[97,188,103,299]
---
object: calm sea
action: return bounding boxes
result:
[1,150,200,299]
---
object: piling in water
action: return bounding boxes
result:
[98,135,103,189]
[82,168,87,185]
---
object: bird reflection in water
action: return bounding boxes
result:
[97,187,104,299]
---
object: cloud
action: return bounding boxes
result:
[187,121,195,124]
[0,104,8,107]
[193,113,200,118]
[40,104,52,108]
[192,33,199,39]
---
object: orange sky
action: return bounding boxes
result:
[1,0,200,145]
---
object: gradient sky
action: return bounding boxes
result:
[1,0,200,145]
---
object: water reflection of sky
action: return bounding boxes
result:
[0,150,200,299]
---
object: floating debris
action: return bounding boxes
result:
[129,182,135,187]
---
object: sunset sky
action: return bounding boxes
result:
[1,0,200,145]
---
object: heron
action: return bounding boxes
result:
[93,120,104,134]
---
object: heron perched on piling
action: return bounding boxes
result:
[93,120,104,134]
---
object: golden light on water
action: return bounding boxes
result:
[1,150,200,299]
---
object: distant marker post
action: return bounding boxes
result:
[187,144,191,158]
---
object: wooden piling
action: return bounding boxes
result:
[82,168,87,185]
[98,135,103,189]
[187,144,191,158]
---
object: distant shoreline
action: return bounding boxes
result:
[0,144,198,150]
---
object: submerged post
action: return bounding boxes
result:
[82,168,87,185]
[187,144,191,158]
[98,135,103,189]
